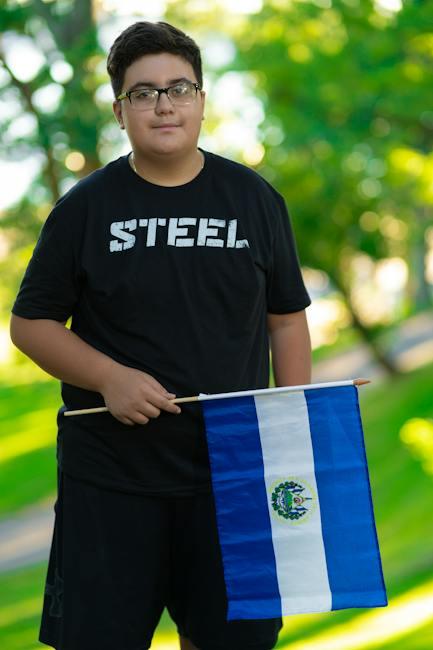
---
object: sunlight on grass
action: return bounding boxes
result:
[8,630,40,647]
[0,409,56,463]
[280,577,433,649]
[400,417,433,475]
[0,597,41,627]
[279,611,328,637]
[150,636,178,649]
[0,359,52,386]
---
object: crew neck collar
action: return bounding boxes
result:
[124,148,209,190]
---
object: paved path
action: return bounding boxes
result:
[0,501,53,573]
[313,310,433,382]
[1,311,432,575]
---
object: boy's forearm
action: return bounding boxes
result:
[268,310,312,387]
[10,315,180,424]
[10,315,117,393]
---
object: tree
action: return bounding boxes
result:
[0,0,108,316]
[219,0,433,372]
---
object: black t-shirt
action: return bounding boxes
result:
[12,150,311,495]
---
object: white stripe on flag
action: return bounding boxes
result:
[254,391,332,614]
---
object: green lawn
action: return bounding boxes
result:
[0,380,58,517]
[1,362,433,649]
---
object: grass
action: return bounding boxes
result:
[1,361,433,648]
[0,379,58,517]
[0,565,46,650]
[311,327,360,364]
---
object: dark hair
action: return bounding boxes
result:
[107,21,203,98]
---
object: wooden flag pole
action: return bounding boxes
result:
[63,378,370,417]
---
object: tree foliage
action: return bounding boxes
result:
[1,0,432,371]
[226,0,433,321]
[0,0,108,313]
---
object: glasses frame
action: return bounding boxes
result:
[116,81,202,109]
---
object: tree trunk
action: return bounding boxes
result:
[328,270,400,376]
[407,207,432,311]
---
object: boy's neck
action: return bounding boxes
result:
[129,148,205,187]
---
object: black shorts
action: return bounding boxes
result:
[39,470,282,650]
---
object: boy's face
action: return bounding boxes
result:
[113,52,205,159]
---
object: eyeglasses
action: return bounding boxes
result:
[116,80,201,111]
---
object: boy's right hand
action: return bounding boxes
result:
[99,362,181,426]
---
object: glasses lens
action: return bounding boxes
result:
[130,88,158,110]
[168,82,197,105]
[129,82,198,111]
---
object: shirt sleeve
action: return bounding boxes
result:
[12,189,85,322]
[266,192,311,314]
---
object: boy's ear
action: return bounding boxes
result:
[112,101,125,129]
[200,90,206,121]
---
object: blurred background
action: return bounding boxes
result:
[1,0,433,648]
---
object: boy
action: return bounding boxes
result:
[10,21,311,650]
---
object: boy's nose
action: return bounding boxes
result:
[155,91,174,113]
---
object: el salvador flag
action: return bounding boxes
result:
[202,384,387,620]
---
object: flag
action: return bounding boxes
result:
[202,384,387,620]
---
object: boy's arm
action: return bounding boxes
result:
[9,315,180,425]
[267,310,312,387]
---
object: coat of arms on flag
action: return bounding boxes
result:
[270,479,315,521]
[202,381,388,621]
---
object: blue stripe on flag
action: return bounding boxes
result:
[305,386,387,610]
[203,395,282,620]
